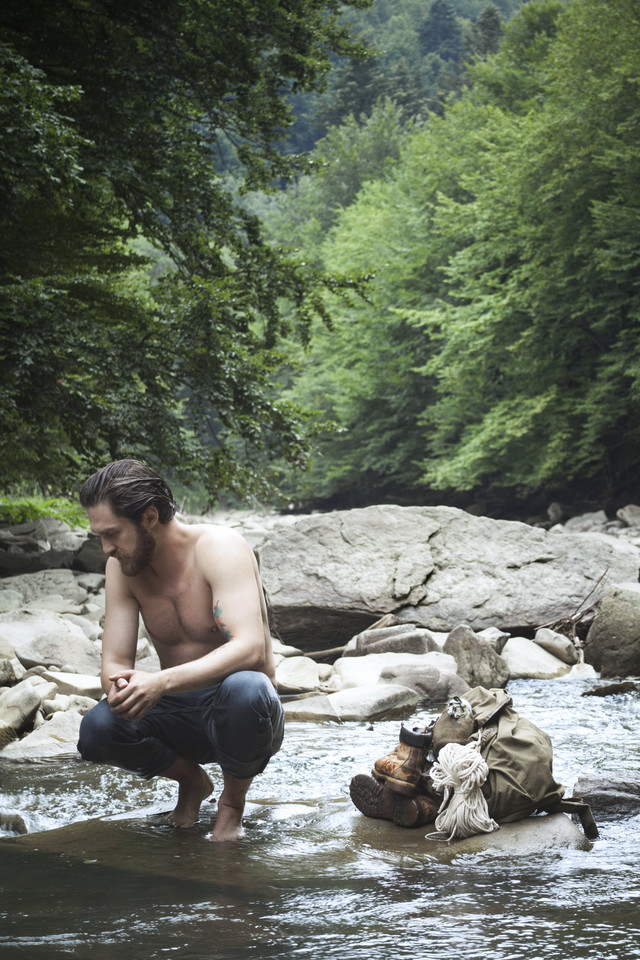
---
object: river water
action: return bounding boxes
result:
[1,678,639,960]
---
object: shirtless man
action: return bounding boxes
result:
[77,459,284,841]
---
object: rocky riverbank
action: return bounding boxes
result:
[1,503,639,760]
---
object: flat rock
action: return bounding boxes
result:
[344,624,439,657]
[42,693,98,717]
[284,683,420,723]
[283,694,341,722]
[379,665,470,701]
[334,651,458,689]
[75,573,106,592]
[40,670,104,699]
[2,806,591,880]
[0,569,88,605]
[24,595,84,615]
[326,683,420,721]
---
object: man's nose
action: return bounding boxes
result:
[101,538,115,556]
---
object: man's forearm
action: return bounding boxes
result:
[159,640,265,696]
[101,655,136,695]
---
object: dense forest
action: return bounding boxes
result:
[2,0,639,516]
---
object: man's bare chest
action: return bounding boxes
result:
[135,577,219,647]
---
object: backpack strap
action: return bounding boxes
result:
[543,796,600,840]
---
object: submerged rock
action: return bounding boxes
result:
[3,804,591,875]
[573,771,640,818]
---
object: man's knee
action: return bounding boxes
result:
[218,670,276,712]
[212,672,284,777]
[77,698,115,762]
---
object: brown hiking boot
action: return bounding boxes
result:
[371,723,433,796]
[350,774,438,828]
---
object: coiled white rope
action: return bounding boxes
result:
[426,739,499,841]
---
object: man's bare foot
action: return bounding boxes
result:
[208,800,245,842]
[164,765,214,828]
[207,771,253,841]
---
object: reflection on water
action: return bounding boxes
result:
[1,679,639,960]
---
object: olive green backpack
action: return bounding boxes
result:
[433,686,598,838]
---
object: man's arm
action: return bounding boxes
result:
[108,528,269,719]
[100,557,140,696]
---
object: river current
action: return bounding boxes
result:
[1,678,639,960]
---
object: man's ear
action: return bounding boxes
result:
[142,506,159,529]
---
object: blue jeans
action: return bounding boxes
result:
[77,671,285,780]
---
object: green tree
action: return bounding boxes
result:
[416,0,640,499]
[271,94,487,505]
[419,0,465,61]
[266,98,410,253]
[0,0,370,497]
[467,4,504,60]
[272,0,582,508]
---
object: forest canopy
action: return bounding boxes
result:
[265,0,640,512]
[2,0,639,514]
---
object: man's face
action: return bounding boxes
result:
[86,502,155,577]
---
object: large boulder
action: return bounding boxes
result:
[256,505,639,649]
[585,583,640,677]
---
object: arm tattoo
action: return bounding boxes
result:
[213,601,234,642]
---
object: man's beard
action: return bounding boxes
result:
[117,525,155,577]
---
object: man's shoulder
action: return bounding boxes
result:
[188,522,252,560]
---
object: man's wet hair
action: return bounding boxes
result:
[79,459,177,524]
